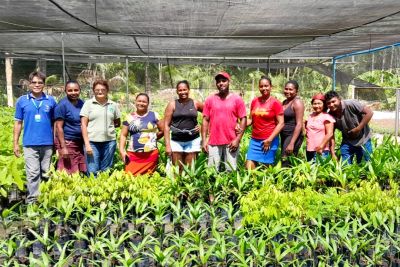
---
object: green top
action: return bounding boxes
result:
[80,97,121,142]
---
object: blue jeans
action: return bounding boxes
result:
[306,150,330,162]
[85,140,116,176]
[340,139,373,164]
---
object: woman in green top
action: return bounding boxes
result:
[80,79,121,176]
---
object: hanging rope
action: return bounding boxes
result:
[48,0,106,33]
[132,36,146,55]
[94,0,100,42]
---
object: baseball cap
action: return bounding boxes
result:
[215,71,230,81]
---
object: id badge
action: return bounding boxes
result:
[34,114,41,122]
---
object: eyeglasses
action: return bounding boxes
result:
[31,81,44,85]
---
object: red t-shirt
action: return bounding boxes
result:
[203,93,247,145]
[250,96,283,140]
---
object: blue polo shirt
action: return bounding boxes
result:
[14,92,57,146]
[54,97,84,141]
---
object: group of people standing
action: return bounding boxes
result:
[243,75,372,169]
[13,70,373,203]
[13,73,122,203]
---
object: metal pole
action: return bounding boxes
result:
[61,32,66,86]
[332,58,336,91]
[159,62,162,90]
[125,57,129,111]
[395,88,400,138]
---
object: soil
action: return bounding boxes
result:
[371,118,396,133]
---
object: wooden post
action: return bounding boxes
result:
[125,57,129,111]
[6,57,13,107]
[395,88,400,138]
[159,62,162,90]
[36,58,47,75]
[251,76,255,101]
[145,62,151,94]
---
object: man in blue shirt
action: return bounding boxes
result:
[13,71,57,203]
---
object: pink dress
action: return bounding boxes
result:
[305,112,335,152]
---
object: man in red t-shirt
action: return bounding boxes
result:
[201,71,247,171]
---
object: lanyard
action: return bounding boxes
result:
[31,98,43,113]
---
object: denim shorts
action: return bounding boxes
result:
[170,137,201,153]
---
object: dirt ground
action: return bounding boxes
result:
[370,118,396,134]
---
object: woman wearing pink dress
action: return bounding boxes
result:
[305,93,336,161]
